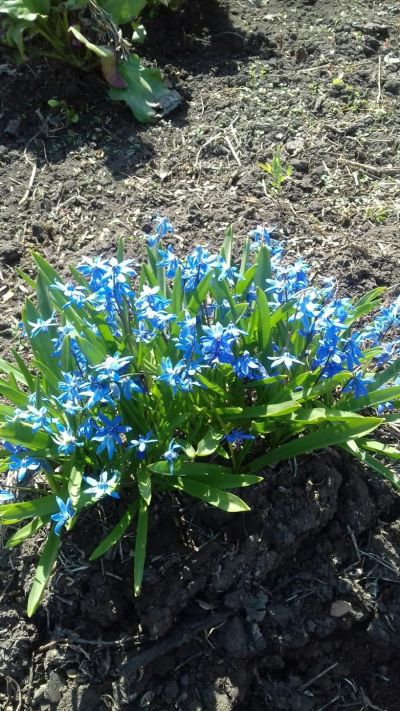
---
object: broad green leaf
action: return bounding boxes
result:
[174,472,262,490]
[0,421,51,452]
[98,0,146,24]
[373,359,400,389]
[173,477,250,512]
[342,440,400,491]
[0,0,49,21]
[187,271,213,316]
[90,501,138,560]
[75,335,107,365]
[109,55,179,124]
[5,516,50,549]
[36,272,53,320]
[239,238,251,277]
[253,245,271,289]
[358,439,400,460]
[27,530,60,617]
[196,429,223,457]
[256,287,271,355]
[171,267,182,315]
[236,264,257,296]
[136,468,152,505]
[134,500,148,596]
[0,355,28,386]
[149,460,232,477]
[0,379,29,407]
[345,385,400,412]
[246,418,383,473]
[0,494,57,522]
[289,408,366,424]
[228,400,300,420]
[68,465,83,505]
[220,225,233,266]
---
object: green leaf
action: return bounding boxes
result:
[0,421,51,452]
[134,500,148,596]
[196,429,223,457]
[345,385,400,412]
[373,359,400,389]
[253,245,271,289]
[136,468,152,505]
[149,460,232,477]
[98,0,146,24]
[229,400,300,420]
[187,271,213,316]
[68,465,83,505]
[358,439,400,460]
[75,335,107,365]
[90,501,138,560]
[0,494,57,522]
[5,516,50,549]
[0,378,29,407]
[109,55,179,124]
[342,440,400,491]
[220,225,233,266]
[27,530,60,617]
[174,471,262,490]
[256,287,271,355]
[173,477,250,512]
[246,417,383,473]
[0,0,49,21]
[12,349,34,388]
[36,272,53,320]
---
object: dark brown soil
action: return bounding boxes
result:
[1,0,400,709]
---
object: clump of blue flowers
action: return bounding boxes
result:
[1,217,400,616]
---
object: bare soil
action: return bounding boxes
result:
[1,0,400,708]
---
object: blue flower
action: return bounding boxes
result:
[94,353,133,382]
[51,281,87,308]
[52,424,82,456]
[157,245,181,278]
[268,350,303,370]
[92,415,132,460]
[28,315,57,337]
[128,432,158,460]
[9,455,42,483]
[84,470,120,499]
[163,439,181,474]
[0,489,14,503]
[342,372,375,399]
[51,497,75,535]
[234,351,267,380]
[224,429,255,445]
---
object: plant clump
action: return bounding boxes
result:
[0,218,400,615]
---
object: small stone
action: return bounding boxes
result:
[385,79,400,96]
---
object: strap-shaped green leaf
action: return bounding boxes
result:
[0,421,51,452]
[27,530,60,617]
[345,385,400,412]
[136,469,152,505]
[196,429,223,457]
[134,500,148,596]
[358,439,400,460]
[173,477,250,512]
[0,494,57,522]
[90,501,138,560]
[342,440,400,491]
[6,515,50,549]
[246,417,382,473]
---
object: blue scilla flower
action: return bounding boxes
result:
[58,372,85,404]
[92,415,132,460]
[28,315,57,337]
[104,257,137,282]
[77,417,97,439]
[9,455,42,483]
[51,497,75,535]
[215,259,242,287]
[84,470,120,499]
[268,349,303,371]
[182,247,218,292]
[157,357,199,394]
[224,429,255,444]
[94,353,133,382]
[76,256,110,288]
[234,351,267,380]
[0,489,14,503]
[23,405,56,433]
[163,439,181,474]
[157,245,181,278]
[342,372,375,399]
[119,377,146,400]
[79,377,117,408]
[128,432,158,460]
[200,322,243,365]
[51,281,87,308]
[133,321,155,344]
[147,216,174,246]
[52,423,82,456]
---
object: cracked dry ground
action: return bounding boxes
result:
[1,0,400,709]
